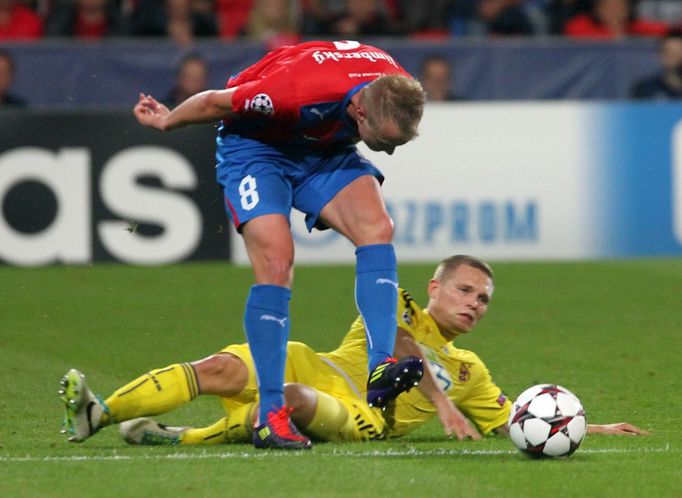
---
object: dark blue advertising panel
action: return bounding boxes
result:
[0,111,230,265]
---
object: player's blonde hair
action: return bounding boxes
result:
[362,75,426,143]
[433,255,495,287]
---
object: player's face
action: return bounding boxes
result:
[427,264,493,340]
[357,117,406,155]
[178,59,208,96]
[421,60,451,102]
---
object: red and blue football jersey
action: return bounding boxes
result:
[220,40,411,149]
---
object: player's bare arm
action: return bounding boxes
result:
[133,89,237,131]
[587,422,650,435]
[492,422,649,436]
[393,328,481,441]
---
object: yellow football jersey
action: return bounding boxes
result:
[321,288,511,436]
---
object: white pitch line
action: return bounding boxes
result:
[0,445,674,463]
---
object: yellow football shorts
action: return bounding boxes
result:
[219,341,385,441]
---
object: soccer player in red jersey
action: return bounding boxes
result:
[134,40,426,449]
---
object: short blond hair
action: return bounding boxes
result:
[362,75,426,143]
[433,255,494,286]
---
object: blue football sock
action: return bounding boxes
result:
[243,284,291,424]
[355,244,398,372]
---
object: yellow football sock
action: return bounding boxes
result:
[301,391,353,442]
[179,403,256,445]
[103,363,199,424]
[181,417,229,445]
[224,403,257,443]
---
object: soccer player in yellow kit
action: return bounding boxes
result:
[59,255,646,445]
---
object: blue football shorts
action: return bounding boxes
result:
[215,135,384,232]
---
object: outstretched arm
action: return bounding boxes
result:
[393,328,481,441]
[493,422,650,436]
[133,89,237,132]
[587,422,650,435]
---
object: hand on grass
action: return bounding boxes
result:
[587,422,650,435]
[434,396,482,441]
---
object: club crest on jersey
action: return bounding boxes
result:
[249,93,274,115]
[459,363,472,383]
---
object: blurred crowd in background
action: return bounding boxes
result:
[2,0,682,106]
[1,0,681,44]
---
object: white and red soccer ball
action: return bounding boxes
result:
[507,384,587,458]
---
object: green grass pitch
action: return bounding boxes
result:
[1,260,680,497]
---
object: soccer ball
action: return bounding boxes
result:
[507,384,587,458]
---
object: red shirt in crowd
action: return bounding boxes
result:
[74,12,108,39]
[0,4,43,40]
[564,14,668,38]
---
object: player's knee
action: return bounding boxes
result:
[251,250,294,286]
[193,354,229,384]
[263,253,294,285]
[375,215,395,242]
[356,214,394,245]
[193,354,246,396]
